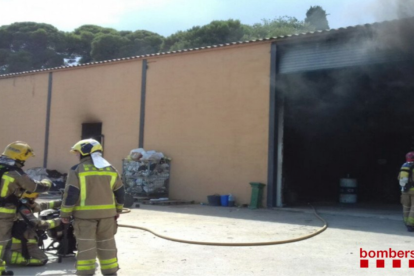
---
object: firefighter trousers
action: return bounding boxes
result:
[402,190,414,226]
[4,238,48,266]
[0,218,14,274]
[73,217,119,275]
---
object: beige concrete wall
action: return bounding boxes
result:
[47,61,142,173]
[0,74,49,168]
[0,43,272,205]
[144,43,271,205]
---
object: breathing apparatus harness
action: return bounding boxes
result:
[400,162,414,192]
[0,165,21,208]
[0,165,47,260]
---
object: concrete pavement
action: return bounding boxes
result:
[8,201,412,276]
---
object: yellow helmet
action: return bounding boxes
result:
[71,139,103,156]
[22,191,39,199]
[2,141,35,161]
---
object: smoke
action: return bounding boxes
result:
[367,0,414,21]
[277,0,414,136]
[281,1,414,203]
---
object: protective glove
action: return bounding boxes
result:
[115,214,120,221]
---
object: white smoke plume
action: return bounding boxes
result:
[367,0,414,21]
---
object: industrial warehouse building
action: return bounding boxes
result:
[1,18,414,207]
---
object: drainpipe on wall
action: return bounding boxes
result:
[267,42,285,208]
[139,59,148,148]
[276,92,284,207]
[267,42,279,208]
[43,72,53,168]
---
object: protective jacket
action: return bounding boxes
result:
[0,164,51,219]
[61,156,124,219]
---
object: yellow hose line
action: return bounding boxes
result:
[119,205,327,246]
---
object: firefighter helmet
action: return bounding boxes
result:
[2,141,35,161]
[71,139,103,156]
[407,152,414,162]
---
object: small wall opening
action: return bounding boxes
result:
[81,123,104,149]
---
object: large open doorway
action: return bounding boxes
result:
[281,63,414,205]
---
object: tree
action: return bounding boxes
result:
[161,20,248,52]
[305,6,330,30]
[90,34,130,61]
[66,26,164,63]
[0,22,67,73]
[161,17,313,52]
[67,25,120,63]
[244,16,313,40]
[160,31,188,52]
[120,30,163,57]
[0,13,323,73]
[6,51,33,73]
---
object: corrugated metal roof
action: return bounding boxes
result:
[0,18,406,79]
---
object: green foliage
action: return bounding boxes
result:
[244,16,313,40]
[305,6,330,30]
[7,51,33,73]
[68,25,118,63]
[161,19,248,51]
[0,22,66,73]
[161,17,313,52]
[74,25,118,36]
[91,34,129,61]
[0,7,328,73]
[121,30,163,56]
[0,49,9,73]
[68,26,163,63]
[160,31,187,52]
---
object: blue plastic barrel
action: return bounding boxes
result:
[220,195,229,206]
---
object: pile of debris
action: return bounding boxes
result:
[25,167,67,192]
[123,148,171,196]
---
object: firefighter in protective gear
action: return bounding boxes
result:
[0,141,51,276]
[398,151,414,232]
[61,139,125,275]
[4,192,61,266]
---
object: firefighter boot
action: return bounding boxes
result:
[0,260,13,275]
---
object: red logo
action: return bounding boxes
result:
[360,248,414,268]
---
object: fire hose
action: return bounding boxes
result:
[117,204,327,246]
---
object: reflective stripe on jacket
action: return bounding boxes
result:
[17,202,61,231]
[61,157,124,219]
[0,168,51,218]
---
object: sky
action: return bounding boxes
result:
[0,0,411,37]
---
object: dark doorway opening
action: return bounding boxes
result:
[281,63,414,205]
[81,123,104,150]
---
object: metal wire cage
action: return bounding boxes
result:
[122,158,170,198]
